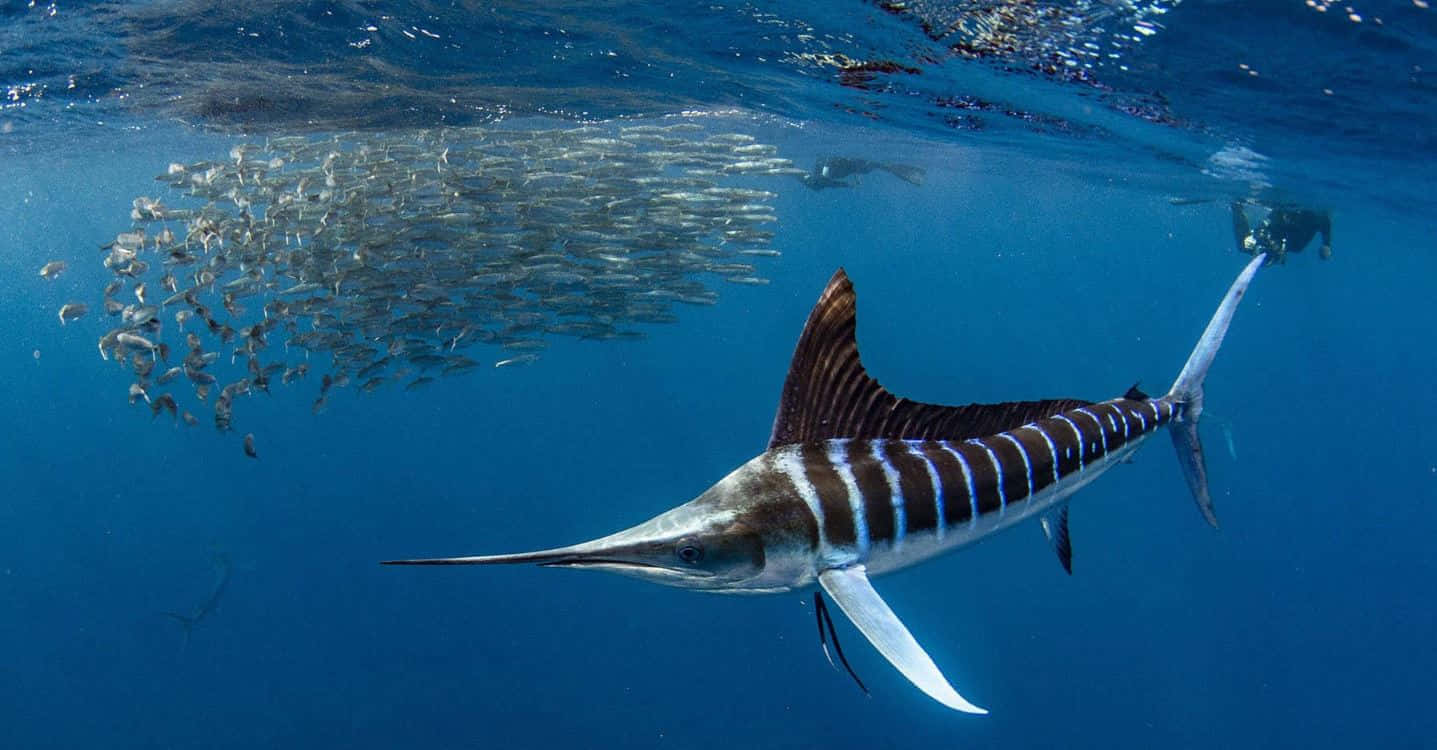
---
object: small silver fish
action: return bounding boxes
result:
[39,261,66,280]
[150,393,178,420]
[114,231,145,249]
[58,303,88,325]
[122,305,159,327]
[404,376,435,392]
[116,332,158,352]
[494,353,540,368]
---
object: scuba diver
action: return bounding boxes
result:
[1231,202,1332,264]
[798,156,926,191]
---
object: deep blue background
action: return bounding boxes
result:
[2,1,1436,747]
[3,121,1433,749]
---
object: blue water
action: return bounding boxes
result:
[3,2,1435,748]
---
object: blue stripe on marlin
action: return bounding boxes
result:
[1018,424,1059,488]
[907,443,944,539]
[938,442,979,527]
[873,441,908,550]
[385,254,1269,715]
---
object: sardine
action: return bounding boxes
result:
[116,332,158,352]
[185,366,217,385]
[58,303,88,325]
[494,353,540,368]
[150,393,178,419]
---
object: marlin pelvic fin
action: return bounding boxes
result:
[1166,254,1266,528]
[813,592,868,696]
[1040,505,1073,575]
[769,268,1088,449]
[817,566,987,714]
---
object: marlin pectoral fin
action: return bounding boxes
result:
[817,566,988,714]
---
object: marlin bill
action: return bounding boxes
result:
[387,254,1269,714]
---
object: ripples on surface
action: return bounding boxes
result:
[6,3,1432,211]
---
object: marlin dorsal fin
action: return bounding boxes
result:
[818,566,987,714]
[768,269,1089,448]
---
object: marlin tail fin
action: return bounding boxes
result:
[1165,254,1265,527]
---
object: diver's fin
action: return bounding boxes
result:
[162,611,195,627]
[769,269,1087,448]
[879,163,926,186]
[817,566,987,714]
[1166,254,1265,528]
[163,611,195,655]
[1040,505,1073,575]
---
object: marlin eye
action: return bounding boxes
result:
[675,540,704,564]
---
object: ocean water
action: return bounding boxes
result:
[3,2,1435,748]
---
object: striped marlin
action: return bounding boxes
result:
[386,254,1267,713]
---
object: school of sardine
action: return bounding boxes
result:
[59,122,802,452]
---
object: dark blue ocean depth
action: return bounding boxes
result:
[5,125,1433,748]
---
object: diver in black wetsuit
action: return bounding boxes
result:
[1231,202,1332,264]
[799,156,926,191]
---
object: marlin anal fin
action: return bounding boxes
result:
[818,566,988,714]
[1040,505,1073,575]
[1165,253,1265,528]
